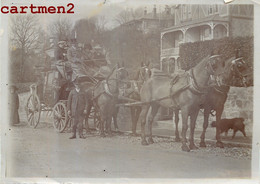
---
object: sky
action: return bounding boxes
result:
[1,0,176,30]
[3,0,252,29]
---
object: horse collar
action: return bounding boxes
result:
[213,86,229,95]
[189,69,208,95]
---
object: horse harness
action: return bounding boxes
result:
[152,56,220,107]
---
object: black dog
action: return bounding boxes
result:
[211,118,246,139]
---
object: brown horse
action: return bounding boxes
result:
[137,55,227,152]
[83,65,128,136]
[174,56,250,148]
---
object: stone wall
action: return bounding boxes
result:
[222,87,253,132]
[194,87,253,134]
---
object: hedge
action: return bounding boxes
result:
[179,36,253,70]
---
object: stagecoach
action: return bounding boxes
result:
[25,45,107,132]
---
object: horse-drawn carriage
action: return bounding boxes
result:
[25,45,108,133]
[25,43,251,150]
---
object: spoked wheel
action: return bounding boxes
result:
[26,94,41,128]
[53,102,68,133]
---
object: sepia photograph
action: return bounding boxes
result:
[0,0,259,183]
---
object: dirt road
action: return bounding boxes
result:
[3,122,251,178]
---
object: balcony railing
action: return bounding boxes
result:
[161,47,179,57]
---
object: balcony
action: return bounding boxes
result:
[161,47,179,57]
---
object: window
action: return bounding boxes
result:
[215,5,219,13]
[208,5,213,15]
[204,28,211,37]
[169,58,175,73]
[182,5,187,20]
[182,5,192,21]
[208,5,219,15]
[188,6,192,19]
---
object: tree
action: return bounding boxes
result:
[114,8,143,26]
[10,15,41,82]
[49,17,73,41]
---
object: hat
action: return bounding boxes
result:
[9,85,18,91]
[58,41,66,45]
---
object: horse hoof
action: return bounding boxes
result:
[216,141,224,148]
[189,144,199,150]
[130,132,138,137]
[148,137,154,144]
[200,142,206,148]
[100,133,105,137]
[141,139,149,146]
[175,137,181,142]
[85,129,91,134]
[182,145,190,152]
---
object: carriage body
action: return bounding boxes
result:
[25,45,107,131]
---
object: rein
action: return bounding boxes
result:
[213,86,229,95]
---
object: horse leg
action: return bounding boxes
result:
[189,109,199,150]
[181,109,190,152]
[106,117,113,136]
[216,107,224,148]
[99,112,105,137]
[147,104,160,144]
[130,107,137,135]
[139,105,150,145]
[174,109,181,142]
[113,107,119,132]
[131,107,140,136]
[85,103,92,133]
[200,107,210,147]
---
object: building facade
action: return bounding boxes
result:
[160,4,253,73]
[120,5,175,34]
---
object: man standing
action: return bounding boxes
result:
[9,85,20,125]
[67,80,87,139]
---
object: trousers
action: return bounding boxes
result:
[72,115,84,136]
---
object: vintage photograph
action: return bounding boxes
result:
[1,0,258,181]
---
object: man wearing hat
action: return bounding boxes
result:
[67,79,87,139]
[67,39,81,63]
[9,85,20,125]
[55,41,66,61]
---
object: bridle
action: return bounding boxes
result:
[188,55,222,94]
[205,55,221,75]
[139,66,150,83]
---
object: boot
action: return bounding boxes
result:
[79,129,86,139]
[69,126,76,139]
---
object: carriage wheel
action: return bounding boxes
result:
[26,94,41,128]
[53,102,68,133]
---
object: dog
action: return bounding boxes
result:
[211,118,246,139]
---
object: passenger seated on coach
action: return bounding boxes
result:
[54,41,67,62]
[67,39,82,63]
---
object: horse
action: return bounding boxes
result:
[174,56,250,148]
[137,54,227,152]
[120,63,151,135]
[83,65,128,136]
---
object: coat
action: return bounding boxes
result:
[67,46,81,63]
[67,89,87,117]
[55,46,66,61]
[9,92,20,125]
